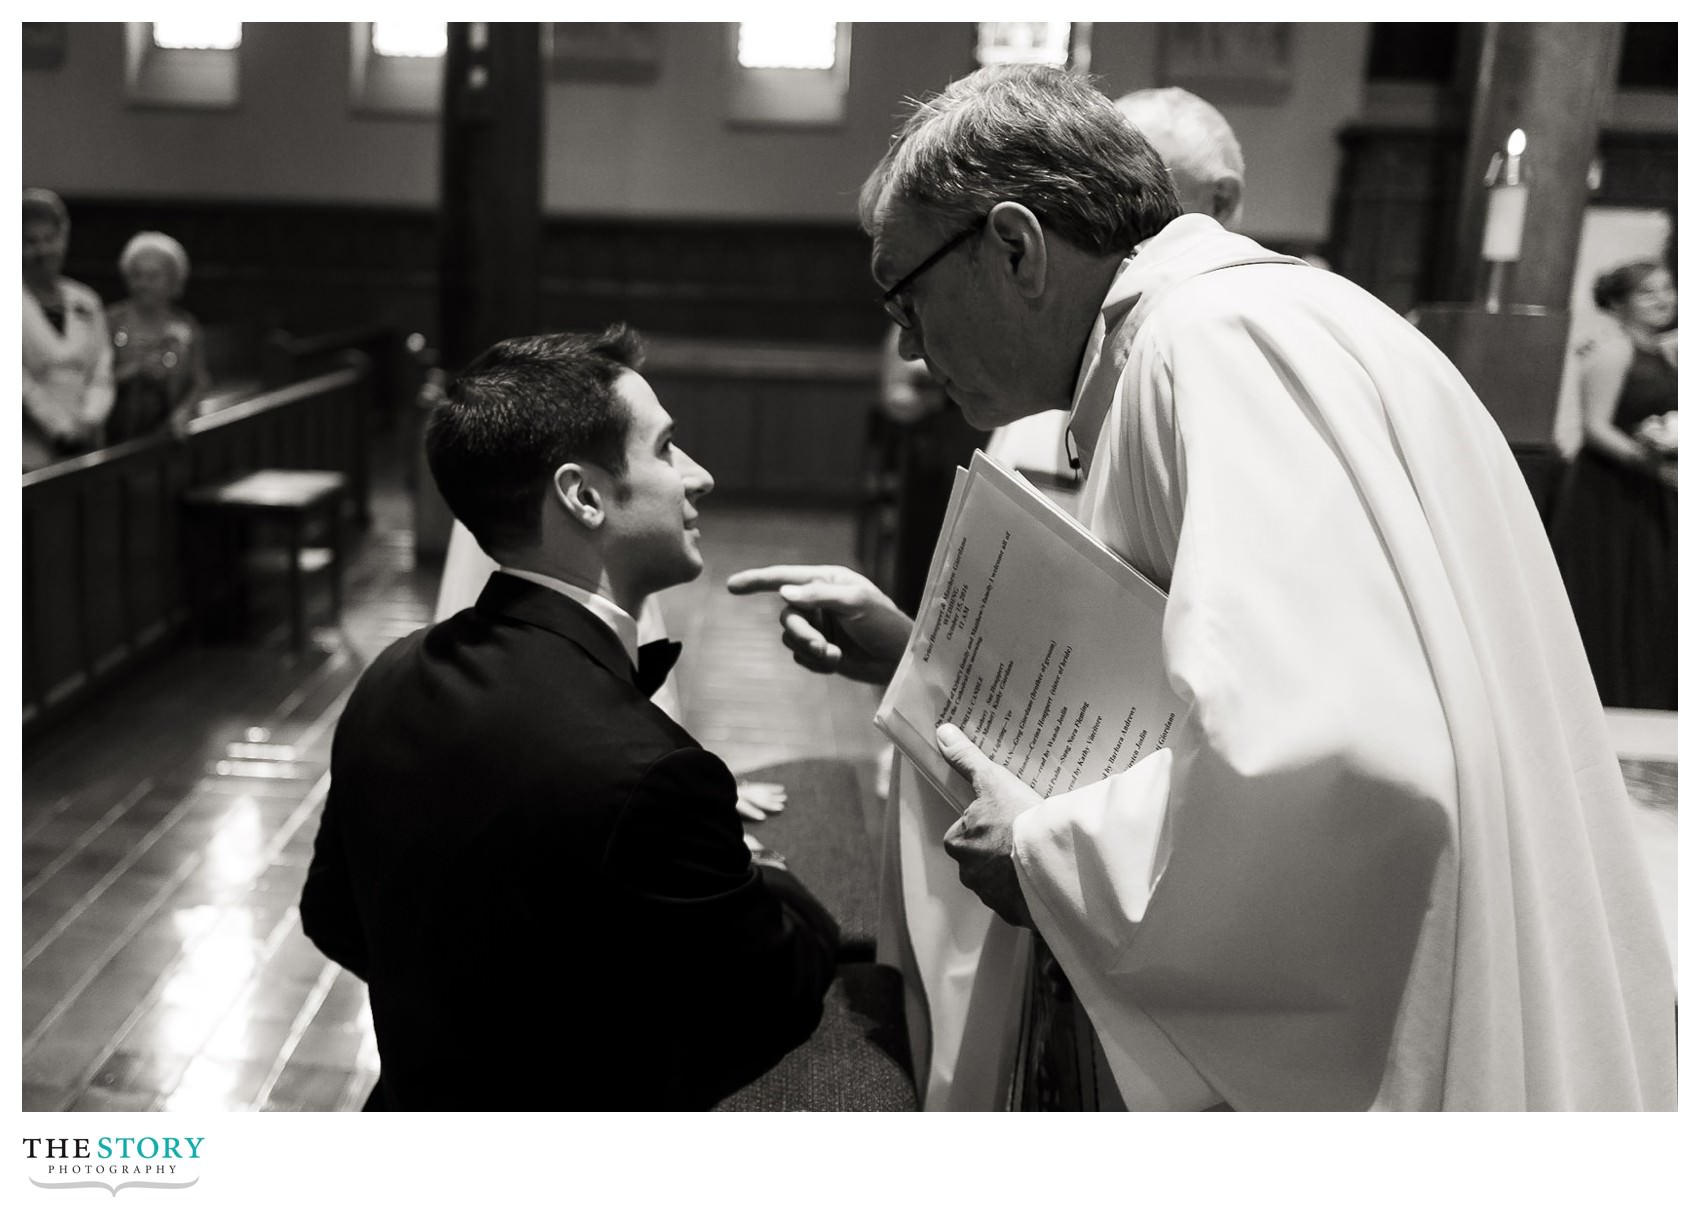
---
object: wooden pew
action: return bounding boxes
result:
[21,362,372,746]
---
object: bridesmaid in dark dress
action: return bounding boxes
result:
[1550,259,1677,710]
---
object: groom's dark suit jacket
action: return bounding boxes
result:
[299,573,839,1110]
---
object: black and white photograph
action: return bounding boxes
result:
[12,14,1685,1208]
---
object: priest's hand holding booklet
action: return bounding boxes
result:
[728,453,1184,929]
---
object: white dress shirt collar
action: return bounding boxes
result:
[497,567,640,670]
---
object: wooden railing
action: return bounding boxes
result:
[263,323,411,439]
[21,362,371,744]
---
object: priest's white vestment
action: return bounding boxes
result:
[895,214,1676,1110]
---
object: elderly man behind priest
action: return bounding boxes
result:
[985,85,1246,483]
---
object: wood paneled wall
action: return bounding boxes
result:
[643,339,882,505]
[58,199,885,352]
[61,198,887,503]
[21,365,373,744]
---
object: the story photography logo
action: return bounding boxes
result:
[22,1134,204,1197]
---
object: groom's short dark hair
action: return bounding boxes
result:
[425,324,644,555]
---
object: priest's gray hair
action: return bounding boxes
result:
[859,65,1180,258]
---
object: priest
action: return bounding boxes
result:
[729,65,1675,1110]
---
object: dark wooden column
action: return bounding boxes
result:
[437,22,544,370]
[1445,23,1623,307]
[419,23,544,560]
[1417,23,1624,526]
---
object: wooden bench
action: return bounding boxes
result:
[182,470,347,653]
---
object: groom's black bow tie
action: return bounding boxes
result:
[635,639,682,697]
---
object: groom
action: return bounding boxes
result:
[299,324,840,1110]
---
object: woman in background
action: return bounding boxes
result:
[106,231,210,444]
[22,188,113,470]
[1550,259,1677,710]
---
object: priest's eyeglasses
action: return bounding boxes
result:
[880,216,987,330]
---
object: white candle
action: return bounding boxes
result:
[1482,184,1528,261]
[1482,128,1528,262]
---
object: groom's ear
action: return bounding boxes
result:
[553,463,605,531]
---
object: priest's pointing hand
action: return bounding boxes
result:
[726,565,913,685]
[937,723,1041,929]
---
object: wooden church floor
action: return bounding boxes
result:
[20,435,884,1112]
[18,434,1675,1111]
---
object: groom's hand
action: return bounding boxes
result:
[937,723,1040,928]
[726,565,913,685]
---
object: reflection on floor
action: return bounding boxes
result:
[20,448,1676,1111]
[21,460,882,1112]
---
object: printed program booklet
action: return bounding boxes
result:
[875,450,1186,815]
